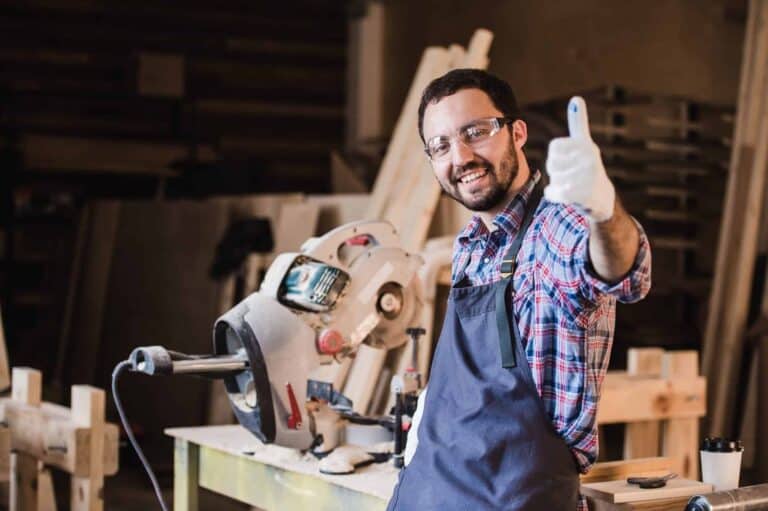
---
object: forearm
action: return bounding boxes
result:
[588,198,640,283]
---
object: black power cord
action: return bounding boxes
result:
[111,360,169,511]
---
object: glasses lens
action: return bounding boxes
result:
[460,119,497,144]
[427,137,450,160]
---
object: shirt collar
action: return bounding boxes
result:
[457,170,542,245]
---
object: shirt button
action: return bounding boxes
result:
[483,257,490,264]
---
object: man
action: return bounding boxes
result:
[387,69,651,510]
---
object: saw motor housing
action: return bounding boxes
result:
[212,220,423,450]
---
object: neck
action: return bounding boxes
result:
[477,159,531,228]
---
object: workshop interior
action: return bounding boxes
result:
[1,0,767,510]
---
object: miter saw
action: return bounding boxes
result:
[112,220,425,490]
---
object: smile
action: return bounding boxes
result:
[457,169,488,184]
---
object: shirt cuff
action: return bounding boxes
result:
[581,217,652,304]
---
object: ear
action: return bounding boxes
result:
[510,119,527,150]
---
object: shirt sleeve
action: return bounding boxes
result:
[540,203,651,314]
[577,217,652,305]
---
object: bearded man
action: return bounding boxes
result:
[386,69,652,511]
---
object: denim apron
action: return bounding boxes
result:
[387,185,579,510]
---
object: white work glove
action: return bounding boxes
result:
[404,384,428,466]
[544,96,615,222]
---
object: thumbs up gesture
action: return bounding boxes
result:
[544,97,616,222]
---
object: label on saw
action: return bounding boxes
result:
[349,312,379,345]
[357,261,394,304]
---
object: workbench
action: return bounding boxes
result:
[165,426,705,511]
[165,425,395,511]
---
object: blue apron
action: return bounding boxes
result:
[387,185,579,510]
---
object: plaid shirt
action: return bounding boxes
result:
[452,170,652,477]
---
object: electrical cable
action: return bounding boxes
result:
[111,360,169,511]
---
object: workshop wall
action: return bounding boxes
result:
[381,0,744,133]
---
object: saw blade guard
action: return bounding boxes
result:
[213,291,319,449]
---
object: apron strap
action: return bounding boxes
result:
[497,181,544,368]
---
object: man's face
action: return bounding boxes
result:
[422,89,519,212]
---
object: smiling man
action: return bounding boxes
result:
[386,70,652,510]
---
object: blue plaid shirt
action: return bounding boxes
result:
[452,170,652,472]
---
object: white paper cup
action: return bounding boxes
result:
[700,437,744,492]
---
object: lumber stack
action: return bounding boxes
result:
[701,0,768,442]
[524,88,733,348]
[597,348,705,480]
[337,29,494,416]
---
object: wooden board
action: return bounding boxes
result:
[703,0,768,438]
[581,478,711,504]
[624,349,664,459]
[661,351,700,479]
[0,306,9,391]
[581,457,673,484]
[70,386,105,511]
[598,373,706,424]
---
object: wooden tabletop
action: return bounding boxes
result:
[165,424,399,501]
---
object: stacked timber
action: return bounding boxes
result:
[702,0,768,465]
[523,87,734,348]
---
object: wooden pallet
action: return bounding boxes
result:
[599,348,705,480]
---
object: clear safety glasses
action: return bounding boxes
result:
[424,116,512,161]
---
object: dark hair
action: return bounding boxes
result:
[417,68,520,143]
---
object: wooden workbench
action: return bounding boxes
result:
[165,425,395,511]
[165,426,703,511]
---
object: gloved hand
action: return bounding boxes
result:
[544,96,616,222]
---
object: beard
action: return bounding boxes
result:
[440,147,519,212]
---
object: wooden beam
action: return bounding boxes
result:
[703,0,768,438]
[0,399,119,476]
[70,386,105,511]
[9,368,42,511]
[597,373,705,424]
[0,305,9,391]
[580,457,673,484]
[624,349,664,460]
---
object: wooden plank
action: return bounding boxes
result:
[581,478,712,504]
[198,444,387,511]
[20,134,215,175]
[1,399,119,476]
[342,345,388,415]
[37,468,57,511]
[661,351,700,479]
[12,368,42,407]
[580,457,673,484]
[597,373,706,424]
[0,305,9,391]
[63,202,120,386]
[624,349,664,460]
[627,348,664,376]
[0,427,10,483]
[366,45,452,221]
[10,453,39,511]
[70,386,105,511]
[10,368,42,511]
[174,438,200,511]
[585,494,698,511]
[703,0,768,438]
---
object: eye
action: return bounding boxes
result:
[428,139,450,157]
[464,124,492,141]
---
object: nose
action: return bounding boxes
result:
[449,138,474,167]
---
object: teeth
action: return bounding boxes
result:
[459,169,486,184]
